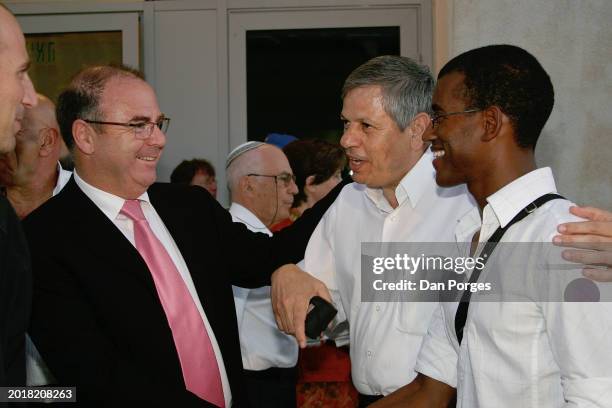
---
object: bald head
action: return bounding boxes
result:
[0,5,37,153]
[227,143,298,226]
[227,144,272,193]
[0,93,62,188]
[0,4,15,49]
[22,94,58,139]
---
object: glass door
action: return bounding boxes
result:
[228,5,432,148]
[17,12,139,102]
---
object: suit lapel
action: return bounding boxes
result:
[63,178,158,298]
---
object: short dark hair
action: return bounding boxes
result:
[439,44,554,148]
[56,64,144,149]
[283,139,347,208]
[170,158,216,185]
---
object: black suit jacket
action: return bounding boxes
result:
[22,178,344,407]
[0,196,31,390]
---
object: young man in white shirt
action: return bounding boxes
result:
[376,44,612,407]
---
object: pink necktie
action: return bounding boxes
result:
[121,199,225,407]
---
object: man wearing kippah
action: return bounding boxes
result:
[226,141,300,407]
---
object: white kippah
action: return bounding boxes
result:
[225,141,266,168]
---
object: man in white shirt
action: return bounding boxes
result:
[381,44,612,407]
[225,141,300,407]
[271,55,475,406]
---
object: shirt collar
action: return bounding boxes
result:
[455,206,482,243]
[53,162,73,196]
[364,149,434,212]
[485,167,557,228]
[454,167,558,242]
[229,202,271,234]
[73,170,150,221]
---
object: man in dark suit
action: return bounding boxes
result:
[0,197,30,388]
[0,4,38,388]
[23,65,338,407]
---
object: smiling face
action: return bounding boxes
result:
[340,85,422,193]
[0,8,37,153]
[84,76,165,198]
[423,72,484,187]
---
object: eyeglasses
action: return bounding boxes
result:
[430,109,481,129]
[247,172,296,187]
[82,116,171,139]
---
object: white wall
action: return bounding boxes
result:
[450,0,612,208]
[10,0,611,208]
[154,7,221,185]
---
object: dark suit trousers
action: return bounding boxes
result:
[243,367,297,408]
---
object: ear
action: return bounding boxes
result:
[72,119,96,155]
[481,106,504,142]
[305,175,316,187]
[38,127,59,158]
[239,175,252,195]
[407,112,429,151]
[303,174,316,194]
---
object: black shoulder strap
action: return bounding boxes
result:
[454,193,564,344]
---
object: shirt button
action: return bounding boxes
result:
[367,350,372,357]
[375,305,381,312]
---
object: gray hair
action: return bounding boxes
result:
[342,55,434,131]
[226,141,266,194]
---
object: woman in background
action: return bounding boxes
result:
[272,139,346,231]
[273,139,356,408]
[170,158,218,198]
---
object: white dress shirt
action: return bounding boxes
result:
[73,171,232,407]
[230,203,298,370]
[27,162,72,387]
[303,149,476,396]
[52,163,72,196]
[415,167,612,407]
